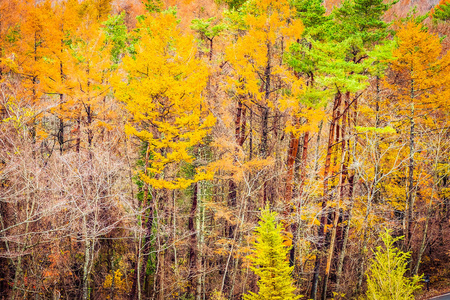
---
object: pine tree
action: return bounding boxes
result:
[433,0,450,22]
[366,230,422,300]
[243,208,300,300]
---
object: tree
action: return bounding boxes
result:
[366,230,421,300]
[296,0,398,297]
[243,207,300,300]
[433,0,450,22]
[386,21,450,251]
[114,11,215,299]
[191,17,225,61]
[115,11,215,190]
[225,0,304,208]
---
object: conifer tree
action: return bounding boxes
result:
[366,230,421,300]
[433,0,450,22]
[243,208,300,300]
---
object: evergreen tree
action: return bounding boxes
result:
[433,0,450,22]
[366,230,422,300]
[243,208,300,300]
[292,0,330,38]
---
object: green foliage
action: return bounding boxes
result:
[291,0,330,38]
[243,207,300,300]
[287,0,397,100]
[191,17,226,41]
[216,0,247,9]
[433,2,450,22]
[142,0,163,13]
[366,230,422,300]
[333,0,398,45]
[400,7,429,26]
[102,13,129,65]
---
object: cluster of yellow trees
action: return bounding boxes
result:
[0,0,449,299]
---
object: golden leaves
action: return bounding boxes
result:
[116,12,215,190]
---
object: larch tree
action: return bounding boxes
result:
[113,10,215,299]
[243,207,300,300]
[366,230,421,300]
[385,20,450,255]
[224,0,304,226]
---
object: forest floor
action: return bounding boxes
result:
[416,281,450,300]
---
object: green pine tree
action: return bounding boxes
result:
[243,208,301,300]
[433,1,450,22]
[366,230,422,300]
[292,0,330,38]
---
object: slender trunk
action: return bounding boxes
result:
[322,133,348,300]
[157,250,165,300]
[373,76,381,204]
[131,144,151,300]
[321,209,339,300]
[405,81,415,250]
[260,107,269,159]
[109,246,116,300]
[260,40,271,158]
[196,182,204,300]
[413,142,441,275]
[10,256,22,300]
[188,182,198,297]
[11,179,36,300]
[58,53,65,154]
[311,93,341,300]
[356,186,376,294]
[172,191,179,279]
[228,99,245,237]
[335,97,356,291]
[82,215,91,300]
[299,130,310,197]
[413,195,432,276]
[261,41,271,204]
[76,114,81,153]
[87,104,93,149]
[289,128,309,266]
[261,106,269,206]
[286,126,300,266]
[335,173,356,290]
[209,38,213,61]
[249,109,253,160]
[285,129,300,202]
[0,201,10,298]
[313,121,324,179]
[140,205,154,297]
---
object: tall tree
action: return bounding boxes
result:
[385,21,450,252]
[114,11,215,299]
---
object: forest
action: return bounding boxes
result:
[0,0,449,299]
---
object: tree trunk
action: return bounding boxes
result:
[405,83,415,250]
[322,97,349,299]
[310,92,341,300]
[285,129,300,203]
[413,144,440,276]
[335,174,356,291]
[228,99,245,237]
[82,215,91,300]
[130,144,152,300]
[188,182,199,297]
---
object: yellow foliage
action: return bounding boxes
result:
[226,0,306,134]
[103,269,128,295]
[114,12,215,190]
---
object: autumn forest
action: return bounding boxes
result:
[0,0,450,299]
